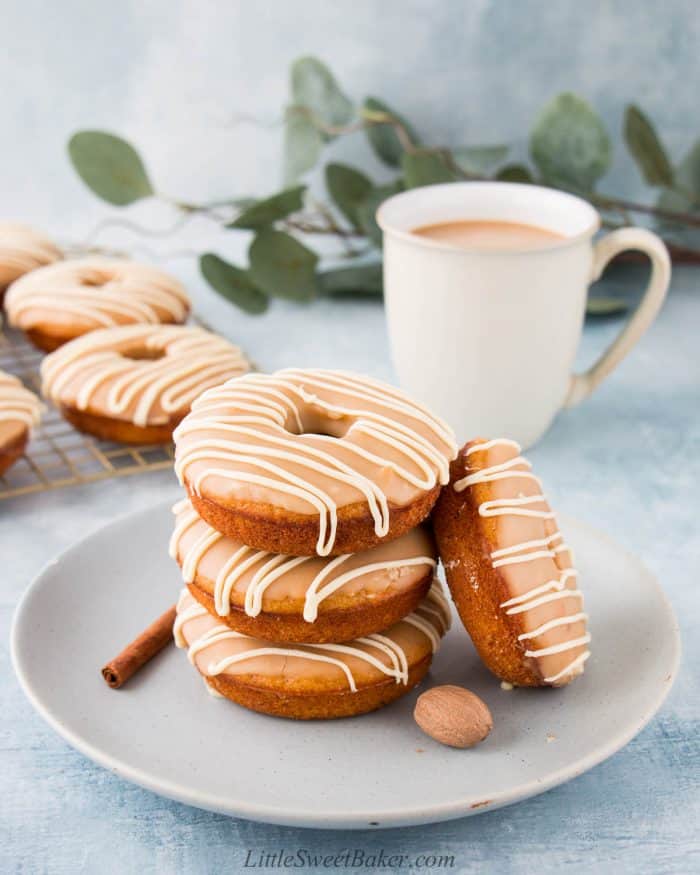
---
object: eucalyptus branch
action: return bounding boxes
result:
[290,105,417,153]
[310,199,361,255]
[591,193,700,228]
[60,242,130,259]
[359,108,417,153]
[64,59,700,315]
[281,216,364,239]
[83,211,196,245]
[601,217,700,263]
[61,239,200,263]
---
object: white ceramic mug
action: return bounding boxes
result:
[377,182,671,448]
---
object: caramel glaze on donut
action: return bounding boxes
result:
[174,583,451,719]
[170,498,437,643]
[5,257,190,351]
[174,369,458,557]
[433,438,590,688]
[41,324,250,445]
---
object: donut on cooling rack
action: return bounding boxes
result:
[40,324,250,445]
[173,368,458,557]
[0,370,43,476]
[174,581,451,719]
[433,438,590,688]
[0,223,62,304]
[170,497,437,643]
[5,257,190,351]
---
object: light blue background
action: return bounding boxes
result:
[1,2,699,873]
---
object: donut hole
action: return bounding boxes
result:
[120,345,166,362]
[298,405,352,439]
[81,269,113,288]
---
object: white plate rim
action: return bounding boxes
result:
[10,503,682,829]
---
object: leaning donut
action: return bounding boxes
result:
[433,438,590,687]
[173,368,458,556]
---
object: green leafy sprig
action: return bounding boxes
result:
[67,57,700,315]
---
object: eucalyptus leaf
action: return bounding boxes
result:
[656,140,700,226]
[325,163,372,227]
[623,105,674,187]
[496,163,534,183]
[249,230,318,301]
[585,296,629,317]
[284,107,323,183]
[656,187,691,214]
[225,197,257,210]
[200,253,269,315]
[362,97,420,167]
[401,151,455,189]
[319,262,383,296]
[356,181,403,246]
[675,140,700,198]
[452,145,509,175]
[68,131,153,206]
[654,190,699,248]
[291,56,353,128]
[228,185,306,230]
[530,93,612,192]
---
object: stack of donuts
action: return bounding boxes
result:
[169,370,592,720]
[169,368,458,719]
[0,224,251,472]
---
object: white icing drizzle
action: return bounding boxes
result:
[491,532,570,567]
[403,580,452,652]
[300,555,434,622]
[478,495,557,520]
[204,678,225,698]
[543,650,590,684]
[173,595,208,647]
[0,371,43,429]
[173,581,449,692]
[527,634,590,658]
[454,438,590,684]
[173,369,457,556]
[520,615,589,642]
[41,325,250,427]
[170,499,436,622]
[5,257,189,329]
[501,574,580,613]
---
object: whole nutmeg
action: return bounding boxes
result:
[414,685,493,749]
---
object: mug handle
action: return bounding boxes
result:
[565,227,671,407]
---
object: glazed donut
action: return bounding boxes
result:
[170,498,437,643]
[433,438,590,687]
[173,368,457,557]
[0,371,42,476]
[0,223,62,303]
[5,257,190,351]
[173,582,451,719]
[41,324,250,444]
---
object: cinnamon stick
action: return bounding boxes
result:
[101,605,177,689]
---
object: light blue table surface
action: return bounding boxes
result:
[2,265,698,874]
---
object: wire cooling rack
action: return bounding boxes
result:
[0,326,175,500]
